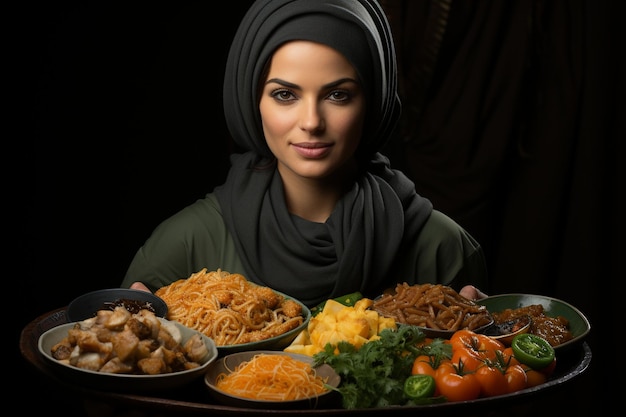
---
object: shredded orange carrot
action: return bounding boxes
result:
[215,354,329,401]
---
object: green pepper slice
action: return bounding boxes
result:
[511,333,555,369]
[403,374,436,400]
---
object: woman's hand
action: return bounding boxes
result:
[130,281,152,293]
[459,285,488,301]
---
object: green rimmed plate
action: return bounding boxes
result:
[477,293,591,350]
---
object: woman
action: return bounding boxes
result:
[121,0,487,307]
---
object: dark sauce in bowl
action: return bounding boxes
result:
[101,299,157,315]
[483,315,531,337]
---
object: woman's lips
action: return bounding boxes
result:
[292,143,332,159]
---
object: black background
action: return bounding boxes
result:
[16,3,251,414]
[14,1,620,415]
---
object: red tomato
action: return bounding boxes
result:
[450,329,505,351]
[435,361,481,402]
[449,329,504,362]
[504,363,528,393]
[539,356,557,377]
[521,364,548,388]
[501,347,521,366]
[474,365,508,397]
[412,355,438,378]
[451,346,484,372]
[411,355,441,396]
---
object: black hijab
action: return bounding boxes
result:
[216,0,433,307]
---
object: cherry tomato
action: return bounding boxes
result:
[539,356,557,377]
[511,333,555,370]
[450,329,504,362]
[435,361,481,402]
[474,364,508,397]
[504,363,527,393]
[411,355,442,396]
[404,374,436,400]
[451,346,484,372]
[501,347,521,366]
[521,364,548,388]
[412,355,438,378]
[450,329,505,351]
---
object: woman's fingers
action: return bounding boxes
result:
[130,282,152,293]
[459,285,488,301]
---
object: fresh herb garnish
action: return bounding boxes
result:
[312,325,450,409]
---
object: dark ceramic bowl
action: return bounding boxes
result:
[66,288,168,322]
[477,293,591,350]
[204,350,340,409]
[214,291,312,355]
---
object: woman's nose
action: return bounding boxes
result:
[298,99,325,133]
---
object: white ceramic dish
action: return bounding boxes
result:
[38,318,218,392]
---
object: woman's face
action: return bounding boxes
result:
[259,41,366,182]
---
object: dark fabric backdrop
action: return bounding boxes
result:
[15,1,622,415]
[381,0,623,414]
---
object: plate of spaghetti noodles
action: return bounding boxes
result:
[204,350,341,409]
[155,269,312,353]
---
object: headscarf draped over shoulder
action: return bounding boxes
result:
[223,0,401,159]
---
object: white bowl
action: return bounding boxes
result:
[38,318,218,392]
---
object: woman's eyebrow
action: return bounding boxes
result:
[265,78,298,88]
[265,77,359,89]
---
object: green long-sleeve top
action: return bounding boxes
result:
[121,193,487,308]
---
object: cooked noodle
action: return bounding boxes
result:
[155,269,304,346]
[372,282,492,331]
[215,354,328,401]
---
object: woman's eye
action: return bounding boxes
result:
[328,90,350,102]
[268,88,352,103]
[271,89,296,102]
